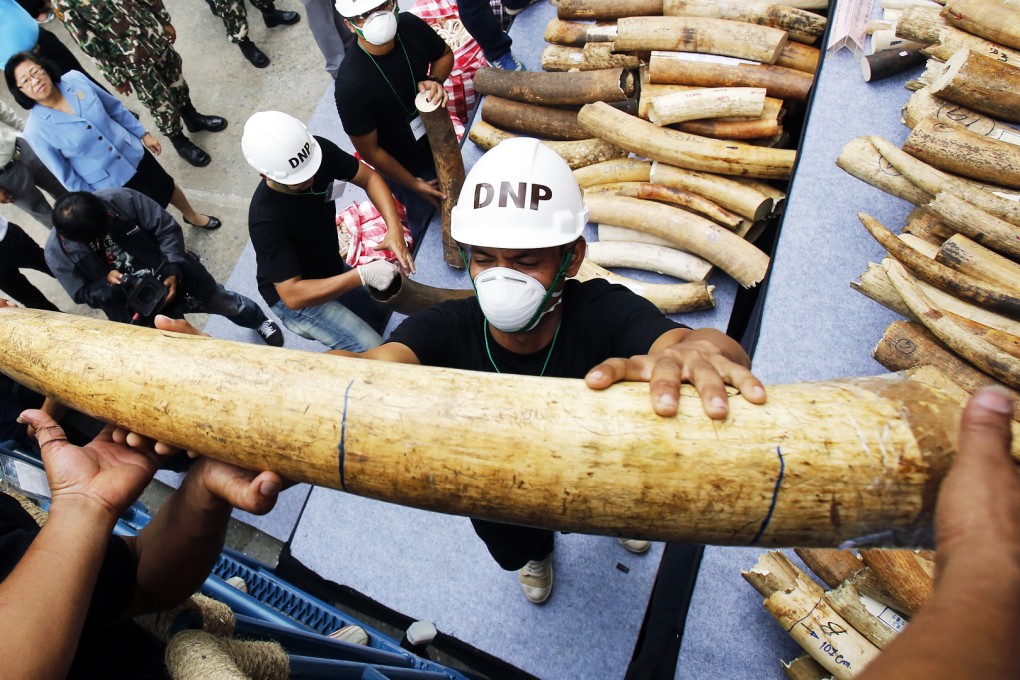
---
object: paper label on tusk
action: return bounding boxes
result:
[651,50,756,66]
[993,129,1020,148]
[570,52,582,62]
[859,592,908,632]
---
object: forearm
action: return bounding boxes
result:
[0,500,117,679]
[363,170,403,234]
[129,466,233,612]
[356,144,419,192]
[277,269,364,309]
[429,49,454,82]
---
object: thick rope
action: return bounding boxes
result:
[135,593,236,641]
[8,489,48,527]
[165,630,289,680]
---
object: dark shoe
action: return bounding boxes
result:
[180,104,228,133]
[182,214,222,230]
[255,319,285,347]
[238,38,270,68]
[262,8,300,27]
[170,134,211,167]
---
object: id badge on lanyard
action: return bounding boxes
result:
[408,113,426,141]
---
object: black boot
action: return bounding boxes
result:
[238,37,270,68]
[262,8,300,27]
[170,133,211,167]
[180,104,228,133]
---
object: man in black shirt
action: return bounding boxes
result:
[334,0,453,242]
[326,138,768,603]
[0,354,283,678]
[242,110,408,351]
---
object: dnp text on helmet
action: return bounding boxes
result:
[474,182,553,211]
[290,142,313,169]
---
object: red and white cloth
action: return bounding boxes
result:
[337,200,412,268]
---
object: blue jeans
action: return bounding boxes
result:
[180,284,266,329]
[272,298,382,352]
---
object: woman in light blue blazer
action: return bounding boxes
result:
[4,53,220,229]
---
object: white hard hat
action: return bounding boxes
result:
[335,0,387,18]
[241,111,322,185]
[451,138,589,249]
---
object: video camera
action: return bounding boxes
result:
[120,271,169,318]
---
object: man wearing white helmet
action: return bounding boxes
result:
[333,0,453,241]
[242,110,412,352]
[326,138,767,603]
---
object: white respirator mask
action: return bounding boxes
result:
[473,267,561,333]
[357,8,398,45]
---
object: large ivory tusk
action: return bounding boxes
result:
[648,52,815,101]
[368,275,474,315]
[573,158,652,187]
[836,137,932,206]
[479,95,588,141]
[597,224,675,249]
[936,233,1020,292]
[744,552,881,679]
[896,5,1020,67]
[867,135,1020,226]
[468,121,629,169]
[416,93,465,268]
[585,193,770,286]
[650,161,774,220]
[543,18,590,46]
[613,17,788,64]
[904,118,1020,189]
[924,191,1020,261]
[794,549,865,588]
[0,308,973,547]
[776,41,820,74]
[585,240,713,281]
[584,181,745,229]
[874,321,1020,422]
[901,88,1020,147]
[662,0,827,45]
[578,101,796,179]
[574,260,715,312]
[855,260,1020,338]
[884,258,1020,388]
[540,44,641,71]
[473,67,633,107]
[647,87,767,125]
[858,549,933,616]
[929,49,1020,125]
[941,0,1020,50]
[823,581,904,650]
[557,0,663,20]
[859,213,1020,317]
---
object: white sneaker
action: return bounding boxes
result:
[518,555,553,604]
[618,538,651,554]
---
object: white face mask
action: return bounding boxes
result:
[358,8,398,45]
[474,267,562,333]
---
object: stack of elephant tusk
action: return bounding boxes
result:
[746,3,1020,676]
[471,0,826,312]
[743,546,933,679]
[835,0,1020,415]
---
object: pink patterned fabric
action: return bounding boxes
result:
[336,199,412,267]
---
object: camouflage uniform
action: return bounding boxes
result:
[208,0,276,43]
[54,0,192,137]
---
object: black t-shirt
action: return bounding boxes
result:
[334,13,448,177]
[248,137,362,307]
[0,492,164,678]
[387,278,686,378]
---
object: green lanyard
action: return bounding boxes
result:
[359,36,418,116]
[483,318,563,377]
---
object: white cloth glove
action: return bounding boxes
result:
[358,259,399,290]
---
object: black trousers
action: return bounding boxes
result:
[471,518,554,571]
[0,222,58,311]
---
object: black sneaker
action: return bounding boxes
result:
[256,319,284,347]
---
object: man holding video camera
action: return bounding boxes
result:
[45,188,284,346]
